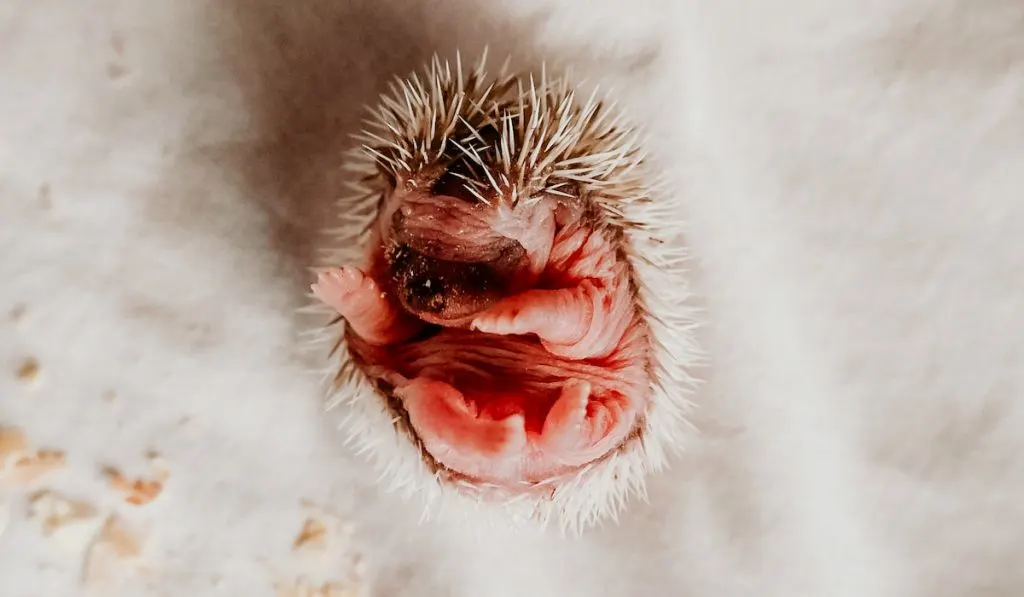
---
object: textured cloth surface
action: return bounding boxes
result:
[2,0,1023,595]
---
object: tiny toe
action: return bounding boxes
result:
[397,377,525,459]
[312,265,421,344]
[312,267,363,313]
[542,380,592,451]
[337,265,366,286]
[471,312,518,336]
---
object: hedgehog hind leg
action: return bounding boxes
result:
[395,376,528,478]
[471,284,593,340]
[311,266,422,345]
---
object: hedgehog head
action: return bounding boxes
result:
[307,52,700,534]
[379,182,560,326]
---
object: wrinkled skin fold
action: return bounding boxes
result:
[313,185,651,486]
[309,54,698,532]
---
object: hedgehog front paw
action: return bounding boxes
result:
[312,266,422,345]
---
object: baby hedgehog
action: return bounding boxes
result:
[307,51,700,534]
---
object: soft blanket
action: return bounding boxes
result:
[2,0,1022,595]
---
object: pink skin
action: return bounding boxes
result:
[312,266,421,345]
[470,223,636,361]
[312,190,646,485]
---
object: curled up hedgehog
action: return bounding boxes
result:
[306,51,701,534]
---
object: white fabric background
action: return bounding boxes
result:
[2,0,1022,595]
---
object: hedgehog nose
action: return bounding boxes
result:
[386,243,509,322]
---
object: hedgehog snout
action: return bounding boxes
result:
[402,272,448,314]
[385,242,522,324]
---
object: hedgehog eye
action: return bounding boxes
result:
[432,157,491,204]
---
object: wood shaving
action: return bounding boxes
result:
[15,357,40,384]
[293,518,328,551]
[100,514,143,558]
[0,426,28,462]
[298,501,355,541]
[27,490,100,550]
[82,536,117,588]
[82,514,144,589]
[1,428,66,485]
[103,466,163,506]
[7,450,67,484]
[28,490,98,532]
